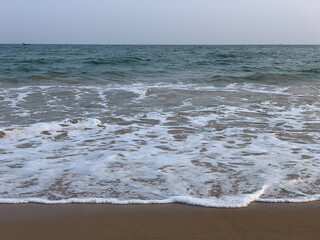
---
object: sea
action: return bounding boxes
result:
[0,44,320,207]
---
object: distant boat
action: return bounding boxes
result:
[22,43,30,46]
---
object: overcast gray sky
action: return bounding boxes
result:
[1,0,320,44]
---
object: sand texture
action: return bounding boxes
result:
[1,202,320,240]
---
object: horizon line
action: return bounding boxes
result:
[1,43,320,46]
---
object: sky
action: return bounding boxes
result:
[1,0,320,44]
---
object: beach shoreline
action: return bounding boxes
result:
[1,201,320,240]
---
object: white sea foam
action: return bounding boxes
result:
[0,186,266,207]
[1,82,320,207]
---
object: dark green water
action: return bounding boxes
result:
[1,44,320,86]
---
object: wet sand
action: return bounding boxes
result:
[1,202,320,240]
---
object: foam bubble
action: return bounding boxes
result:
[1,82,320,207]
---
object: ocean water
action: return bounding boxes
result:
[0,44,320,207]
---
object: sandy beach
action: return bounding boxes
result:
[1,202,320,240]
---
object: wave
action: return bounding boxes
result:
[19,58,53,65]
[206,73,304,84]
[84,57,144,65]
[101,71,127,77]
[206,52,238,59]
[302,68,320,74]
[1,193,320,208]
[1,82,320,208]
[0,186,269,208]
[247,73,302,81]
